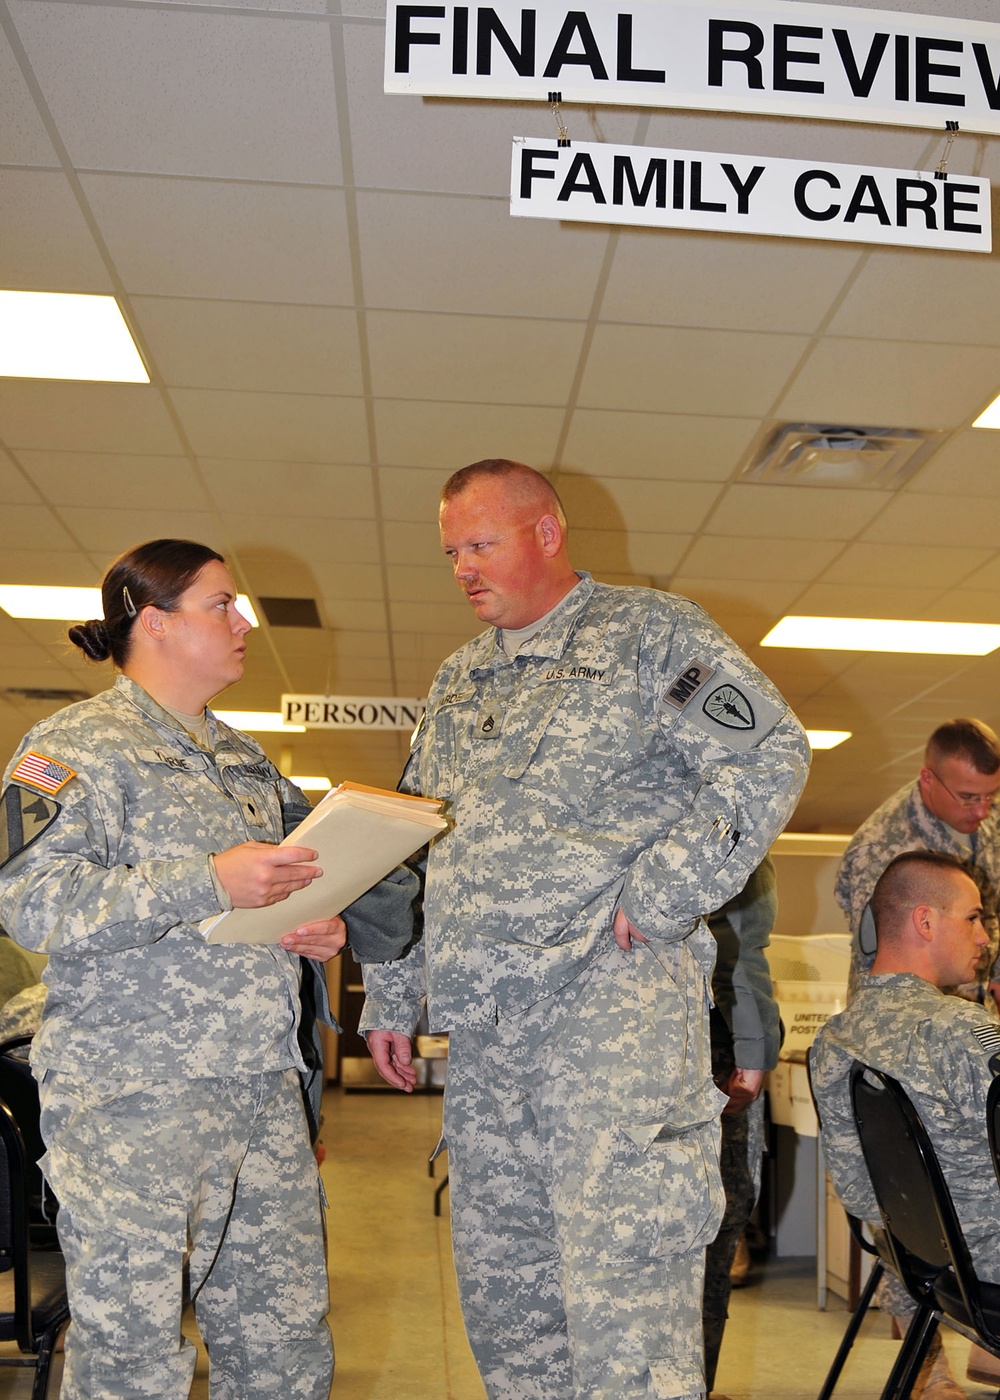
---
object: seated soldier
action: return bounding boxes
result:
[811,850,1000,1398]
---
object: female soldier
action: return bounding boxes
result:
[0,539,346,1400]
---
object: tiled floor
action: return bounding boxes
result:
[4,1085,997,1398]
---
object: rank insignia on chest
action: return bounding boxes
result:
[475,705,503,740]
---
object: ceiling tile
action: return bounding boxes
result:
[20,451,208,510]
[571,529,689,577]
[54,506,220,556]
[201,460,375,519]
[560,411,758,481]
[557,476,720,533]
[373,400,564,470]
[378,466,452,523]
[602,228,858,332]
[0,549,101,586]
[82,175,354,305]
[227,515,379,565]
[0,170,112,293]
[908,430,1000,496]
[578,324,810,415]
[358,190,609,318]
[0,449,42,505]
[828,249,1000,346]
[820,541,990,589]
[704,483,892,540]
[11,2,342,182]
[386,565,458,605]
[0,383,184,454]
[923,590,1000,623]
[381,520,443,568]
[680,535,843,581]
[367,312,586,405]
[861,493,1000,548]
[790,581,947,618]
[168,389,370,462]
[668,576,802,618]
[0,26,58,164]
[778,338,1000,428]
[134,298,363,396]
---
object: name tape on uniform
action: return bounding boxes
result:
[512,138,991,252]
[387,0,1000,135]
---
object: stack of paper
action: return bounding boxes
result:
[200,781,447,945]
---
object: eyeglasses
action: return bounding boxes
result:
[927,769,1000,810]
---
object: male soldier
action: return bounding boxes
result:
[361,460,809,1400]
[837,718,1000,1393]
[837,717,1000,1004]
[703,858,781,1400]
[812,851,1000,1396]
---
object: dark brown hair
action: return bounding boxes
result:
[925,717,1000,776]
[870,849,973,942]
[69,539,224,668]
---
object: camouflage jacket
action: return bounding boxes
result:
[0,675,321,1079]
[361,575,809,1033]
[810,973,1000,1282]
[835,781,1000,990]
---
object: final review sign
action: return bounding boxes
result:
[511,138,992,251]
[387,0,1000,134]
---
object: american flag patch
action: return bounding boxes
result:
[972,1023,1000,1055]
[10,751,77,796]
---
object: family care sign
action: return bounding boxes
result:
[511,138,992,251]
[282,695,426,731]
[387,0,1000,133]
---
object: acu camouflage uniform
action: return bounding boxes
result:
[361,574,809,1400]
[836,780,1000,998]
[703,857,781,1393]
[810,973,1000,1284]
[0,675,339,1400]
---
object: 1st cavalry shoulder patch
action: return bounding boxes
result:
[0,784,61,869]
[9,751,77,796]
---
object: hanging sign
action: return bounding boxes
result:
[282,695,427,731]
[386,0,1000,134]
[510,137,992,251]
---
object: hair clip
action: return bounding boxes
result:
[122,585,138,619]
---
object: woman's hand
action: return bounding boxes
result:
[214,842,321,907]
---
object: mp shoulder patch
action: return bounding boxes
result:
[664,663,785,752]
[0,784,62,868]
[9,750,77,796]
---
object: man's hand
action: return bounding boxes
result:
[279,917,347,962]
[720,1066,765,1116]
[613,907,650,951]
[367,1030,417,1092]
[214,842,321,907]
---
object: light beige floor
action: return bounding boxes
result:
[4,1085,998,1398]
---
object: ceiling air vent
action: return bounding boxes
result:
[257,596,322,628]
[742,423,940,489]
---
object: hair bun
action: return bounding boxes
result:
[68,618,112,663]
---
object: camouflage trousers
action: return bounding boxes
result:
[701,1097,764,1391]
[445,937,726,1400]
[38,1067,333,1400]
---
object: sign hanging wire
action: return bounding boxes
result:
[548,90,571,147]
[935,121,960,181]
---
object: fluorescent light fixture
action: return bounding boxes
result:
[215,711,305,733]
[761,615,1000,656]
[805,729,851,750]
[973,390,1000,429]
[0,290,149,383]
[0,585,258,626]
[291,776,332,792]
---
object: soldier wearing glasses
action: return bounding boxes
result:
[837,717,1000,1008]
[836,717,1000,1398]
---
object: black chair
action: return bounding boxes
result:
[0,1038,57,1248]
[0,1095,68,1398]
[848,1061,1000,1400]
[814,1213,885,1400]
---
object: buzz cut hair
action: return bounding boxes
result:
[441,459,567,528]
[925,717,1000,776]
[870,849,975,945]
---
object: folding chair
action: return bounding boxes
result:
[0,1038,57,1248]
[0,1095,68,1398]
[848,1062,1000,1400]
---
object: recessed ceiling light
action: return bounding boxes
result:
[215,711,305,733]
[291,776,332,791]
[805,729,851,750]
[761,616,1000,655]
[0,585,258,626]
[973,390,1000,429]
[0,290,149,382]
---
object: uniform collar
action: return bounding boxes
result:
[468,573,594,671]
[112,674,229,753]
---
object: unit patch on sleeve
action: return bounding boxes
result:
[0,784,61,868]
[972,1023,1000,1056]
[662,664,785,752]
[9,751,77,795]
